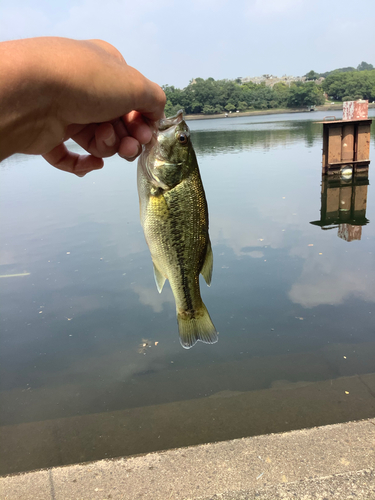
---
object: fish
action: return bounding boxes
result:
[137,110,217,349]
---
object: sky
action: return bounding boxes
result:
[1,0,374,89]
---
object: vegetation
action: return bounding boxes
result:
[305,61,374,79]
[322,69,375,102]
[163,78,325,116]
[163,61,374,116]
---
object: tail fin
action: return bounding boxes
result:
[177,303,218,349]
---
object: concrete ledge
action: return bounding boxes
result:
[202,469,375,499]
[1,419,375,500]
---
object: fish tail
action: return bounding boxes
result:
[177,303,217,349]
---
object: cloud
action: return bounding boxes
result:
[132,284,175,313]
[288,244,375,308]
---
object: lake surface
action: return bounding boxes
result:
[1,110,375,475]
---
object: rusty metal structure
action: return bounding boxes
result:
[321,100,372,175]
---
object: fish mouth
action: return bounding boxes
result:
[158,110,184,131]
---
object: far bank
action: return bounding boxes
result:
[185,102,375,121]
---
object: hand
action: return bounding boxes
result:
[0,37,166,176]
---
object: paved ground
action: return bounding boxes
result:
[1,418,375,500]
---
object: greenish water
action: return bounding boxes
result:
[1,110,375,474]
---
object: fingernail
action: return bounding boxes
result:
[125,144,142,160]
[104,131,116,147]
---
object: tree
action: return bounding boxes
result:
[287,82,325,108]
[237,101,248,112]
[322,70,375,101]
[357,61,374,71]
[190,101,202,114]
[305,70,319,81]
[165,101,183,117]
[225,103,236,112]
[202,104,215,114]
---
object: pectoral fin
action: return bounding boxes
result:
[201,240,213,286]
[153,262,166,293]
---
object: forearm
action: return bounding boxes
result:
[0,39,62,160]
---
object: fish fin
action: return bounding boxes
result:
[177,303,218,349]
[153,263,166,293]
[200,240,213,286]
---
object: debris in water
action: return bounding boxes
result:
[138,339,153,354]
[0,272,30,278]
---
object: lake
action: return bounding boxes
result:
[1,110,375,475]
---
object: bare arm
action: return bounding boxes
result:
[0,37,166,175]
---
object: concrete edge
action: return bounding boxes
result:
[1,418,375,499]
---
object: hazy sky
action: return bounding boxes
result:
[1,0,374,88]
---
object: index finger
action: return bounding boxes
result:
[127,67,166,122]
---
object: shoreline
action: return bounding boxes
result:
[2,419,374,499]
[185,102,375,121]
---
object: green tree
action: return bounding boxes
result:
[357,61,374,71]
[225,103,236,112]
[165,101,184,117]
[237,101,247,112]
[287,82,325,107]
[322,70,375,101]
[190,101,202,114]
[305,70,320,81]
[202,104,215,114]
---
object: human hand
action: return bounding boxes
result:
[0,37,166,176]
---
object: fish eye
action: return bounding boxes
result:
[177,133,189,145]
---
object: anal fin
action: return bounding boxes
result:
[201,239,213,286]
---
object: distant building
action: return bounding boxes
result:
[240,75,310,87]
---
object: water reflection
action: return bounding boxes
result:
[191,120,322,155]
[311,167,370,242]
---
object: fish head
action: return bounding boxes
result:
[140,110,194,190]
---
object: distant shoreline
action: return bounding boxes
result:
[184,103,375,121]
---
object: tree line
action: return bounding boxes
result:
[163,61,374,116]
[305,61,374,80]
[321,70,375,102]
[164,79,325,116]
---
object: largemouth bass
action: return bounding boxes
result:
[137,111,217,349]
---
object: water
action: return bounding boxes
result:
[1,110,375,474]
